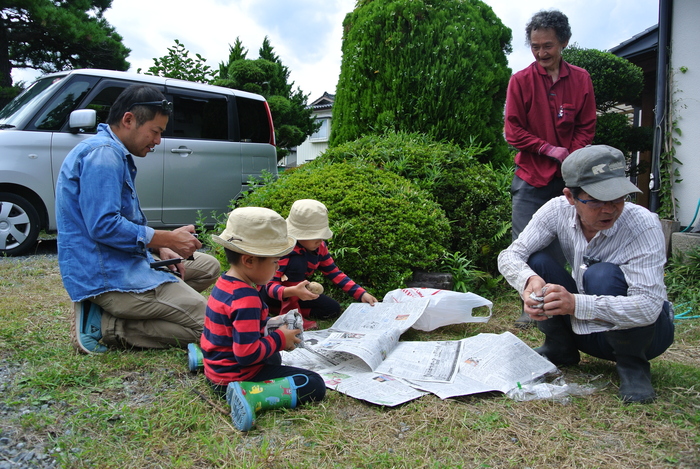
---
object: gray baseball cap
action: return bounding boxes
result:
[562,145,642,201]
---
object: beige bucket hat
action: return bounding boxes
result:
[211,207,296,256]
[286,199,333,240]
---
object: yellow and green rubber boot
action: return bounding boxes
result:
[225,374,308,431]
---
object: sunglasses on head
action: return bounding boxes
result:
[128,99,173,113]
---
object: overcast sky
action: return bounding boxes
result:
[12,0,659,100]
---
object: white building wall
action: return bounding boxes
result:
[296,139,330,163]
[296,108,332,164]
[670,0,700,228]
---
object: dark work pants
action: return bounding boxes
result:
[527,251,674,361]
[209,353,326,404]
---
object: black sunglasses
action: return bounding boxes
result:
[128,99,173,113]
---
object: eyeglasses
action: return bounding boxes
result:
[574,195,627,209]
[128,99,173,113]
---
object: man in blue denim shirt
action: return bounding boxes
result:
[56,85,219,354]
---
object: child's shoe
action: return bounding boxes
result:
[225,375,308,431]
[187,343,203,372]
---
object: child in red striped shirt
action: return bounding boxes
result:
[200,207,325,431]
[262,199,378,330]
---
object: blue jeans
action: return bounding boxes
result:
[528,251,674,361]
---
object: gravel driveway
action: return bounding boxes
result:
[2,240,64,469]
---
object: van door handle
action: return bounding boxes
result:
[171,146,193,157]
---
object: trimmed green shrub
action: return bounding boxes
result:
[319,131,511,273]
[331,0,513,166]
[563,45,652,172]
[665,246,700,318]
[562,45,644,112]
[593,113,653,176]
[235,159,451,298]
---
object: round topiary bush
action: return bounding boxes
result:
[236,159,451,298]
[320,131,511,273]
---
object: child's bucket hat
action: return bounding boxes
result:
[286,199,333,241]
[212,207,296,256]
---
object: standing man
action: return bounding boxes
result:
[56,85,220,354]
[505,9,597,327]
[498,145,674,404]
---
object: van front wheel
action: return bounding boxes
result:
[0,193,40,256]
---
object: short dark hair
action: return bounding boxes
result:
[525,9,571,45]
[106,84,170,127]
[224,248,243,266]
[568,187,583,198]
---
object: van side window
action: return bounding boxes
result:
[236,97,271,143]
[34,80,93,130]
[171,93,228,140]
[83,85,129,130]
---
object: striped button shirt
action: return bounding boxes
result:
[201,274,286,385]
[265,241,367,302]
[498,196,667,334]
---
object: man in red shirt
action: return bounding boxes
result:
[505,9,596,327]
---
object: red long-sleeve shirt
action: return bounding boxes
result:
[201,274,286,385]
[505,60,597,188]
[265,241,366,312]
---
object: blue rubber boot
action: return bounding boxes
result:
[187,343,203,372]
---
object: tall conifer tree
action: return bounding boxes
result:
[215,37,319,161]
[1,1,130,88]
[331,0,512,164]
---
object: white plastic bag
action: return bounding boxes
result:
[382,288,492,331]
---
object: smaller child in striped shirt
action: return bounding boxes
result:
[262,199,378,330]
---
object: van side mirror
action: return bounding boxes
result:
[69,109,97,133]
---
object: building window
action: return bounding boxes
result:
[310,117,330,142]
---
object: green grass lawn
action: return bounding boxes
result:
[1,251,699,468]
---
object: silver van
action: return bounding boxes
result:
[0,69,277,255]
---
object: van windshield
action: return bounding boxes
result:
[0,75,67,128]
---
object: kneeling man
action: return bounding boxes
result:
[498,145,674,403]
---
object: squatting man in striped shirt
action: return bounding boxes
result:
[498,144,674,404]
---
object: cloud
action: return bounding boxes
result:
[488,0,659,73]
[10,0,659,101]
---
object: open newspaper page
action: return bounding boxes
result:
[407,332,557,398]
[457,332,557,392]
[319,358,428,406]
[308,328,401,371]
[282,299,428,372]
[373,340,463,383]
[329,300,429,335]
[280,329,357,372]
[303,299,430,370]
[407,372,500,399]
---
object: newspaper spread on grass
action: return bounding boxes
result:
[373,340,463,383]
[309,300,429,370]
[281,301,557,406]
[404,332,557,399]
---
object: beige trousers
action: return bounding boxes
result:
[91,252,220,349]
